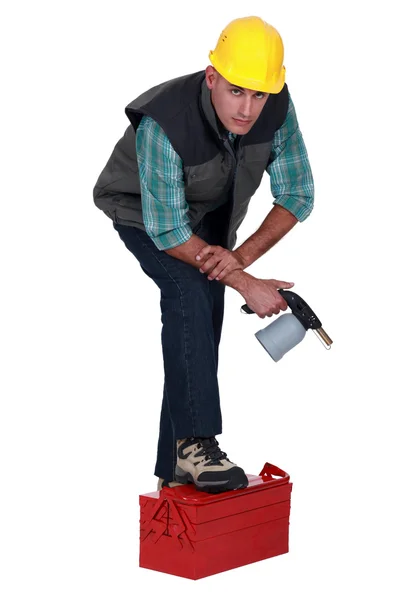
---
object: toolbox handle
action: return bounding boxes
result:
[259,462,290,483]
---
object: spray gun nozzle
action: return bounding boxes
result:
[314,327,333,349]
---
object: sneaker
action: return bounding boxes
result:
[157,478,187,491]
[175,437,248,493]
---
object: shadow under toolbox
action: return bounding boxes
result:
[139,462,293,579]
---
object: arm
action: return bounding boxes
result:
[136,116,248,293]
[136,116,193,250]
[234,93,315,268]
[165,234,250,293]
[166,234,295,312]
[235,205,298,269]
[136,117,294,314]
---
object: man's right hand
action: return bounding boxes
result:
[165,236,294,318]
[241,276,295,318]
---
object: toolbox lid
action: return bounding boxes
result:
[141,462,290,505]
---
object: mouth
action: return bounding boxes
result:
[232,118,252,126]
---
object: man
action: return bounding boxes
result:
[93,16,314,494]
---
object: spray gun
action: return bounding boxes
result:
[241,289,333,361]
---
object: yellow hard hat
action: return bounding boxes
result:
[209,16,286,94]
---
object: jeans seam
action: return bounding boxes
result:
[180,293,197,436]
[165,386,177,480]
[172,441,176,480]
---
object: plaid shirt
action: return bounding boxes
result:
[136,93,314,250]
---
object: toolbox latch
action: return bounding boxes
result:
[259,462,290,484]
[141,488,195,551]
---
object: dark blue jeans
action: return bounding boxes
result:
[113,209,229,481]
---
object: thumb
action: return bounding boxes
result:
[272,280,295,288]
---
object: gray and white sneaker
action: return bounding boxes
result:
[157,478,187,491]
[175,437,248,493]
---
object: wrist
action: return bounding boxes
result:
[222,269,254,294]
[233,248,250,270]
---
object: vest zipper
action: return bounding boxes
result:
[221,136,241,247]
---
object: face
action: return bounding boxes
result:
[205,65,270,135]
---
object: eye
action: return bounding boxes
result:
[231,89,241,96]
[255,92,265,99]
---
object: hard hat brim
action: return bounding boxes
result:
[209,52,285,94]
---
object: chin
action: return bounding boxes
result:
[232,126,252,135]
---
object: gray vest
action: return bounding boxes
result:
[93,71,289,250]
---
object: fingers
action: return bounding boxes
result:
[268,280,294,311]
[208,263,228,280]
[208,258,234,280]
[196,246,232,279]
[214,264,234,281]
[259,299,286,318]
[199,257,221,275]
[195,245,213,261]
[196,246,221,274]
[270,279,295,289]
[274,298,287,312]
[206,258,241,281]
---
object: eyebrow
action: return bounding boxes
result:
[229,84,264,94]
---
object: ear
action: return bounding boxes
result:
[205,65,217,90]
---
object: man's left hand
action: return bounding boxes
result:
[195,245,246,281]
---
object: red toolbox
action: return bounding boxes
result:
[139,462,292,579]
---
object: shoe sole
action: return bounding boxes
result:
[175,466,248,494]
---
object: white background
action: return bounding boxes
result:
[1,0,399,597]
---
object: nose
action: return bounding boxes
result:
[238,95,252,119]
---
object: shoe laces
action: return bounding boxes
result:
[191,436,228,463]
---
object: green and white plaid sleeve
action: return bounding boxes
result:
[136,116,192,250]
[267,93,314,221]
